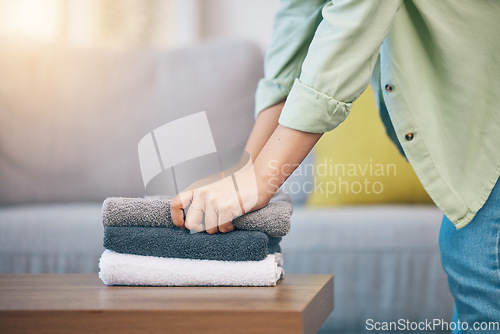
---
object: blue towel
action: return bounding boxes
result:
[104,226,281,261]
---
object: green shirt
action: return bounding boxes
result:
[255,0,500,228]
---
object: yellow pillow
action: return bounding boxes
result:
[307,86,432,206]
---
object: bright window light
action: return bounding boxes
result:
[0,0,61,43]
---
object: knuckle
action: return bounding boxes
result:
[206,227,218,234]
[170,197,180,209]
[178,191,191,203]
[197,187,209,198]
[207,197,218,208]
[185,220,196,230]
[219,223,234,233]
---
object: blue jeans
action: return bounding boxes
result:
[439,178,500,334]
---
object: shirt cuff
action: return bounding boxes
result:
[278,79,352,133]
[254,77,296,118]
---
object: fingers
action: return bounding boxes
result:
[173,177,241,234]
[171,191,193,229]
[185,202,204,231]
[190,203,235,234]
[203,195,237,233]
[217,209,235,233]
[204,207,219,234]
[185,205,235,234]
[218,220,235,233]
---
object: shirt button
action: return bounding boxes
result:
[405,132,414,141]
[385,84,393,92]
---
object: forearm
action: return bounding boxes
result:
[172,122,322,233]
[245,100,285,161]
[253,124,322,206]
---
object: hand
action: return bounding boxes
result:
[171,101,284,233]
[171,153,264,234]
[171,123,322,234]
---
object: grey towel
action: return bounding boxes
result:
[104,226,281,261]
[102,191,292,237]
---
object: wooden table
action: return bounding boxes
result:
[0,274,333,334]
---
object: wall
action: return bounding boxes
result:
[0,0,281,52]
[200,0,280,52]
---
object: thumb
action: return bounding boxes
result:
[170,190,193,229]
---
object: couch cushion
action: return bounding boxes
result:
[281,205,453,334]
[0,40,262,204]
[0,203,104,273]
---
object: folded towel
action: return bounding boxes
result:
[98,250,284,286]
[102,190,292,237]
[104,227,281,261]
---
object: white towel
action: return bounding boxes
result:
[98,250,284,287]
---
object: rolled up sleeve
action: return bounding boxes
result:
[279,0,401,133]
[255,0,327,117]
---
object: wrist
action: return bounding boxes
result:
[254,161,280,209]
[232,154,276,212]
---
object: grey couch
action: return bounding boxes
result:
[0,40,453,333]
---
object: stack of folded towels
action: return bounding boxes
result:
[98,191,292,287]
